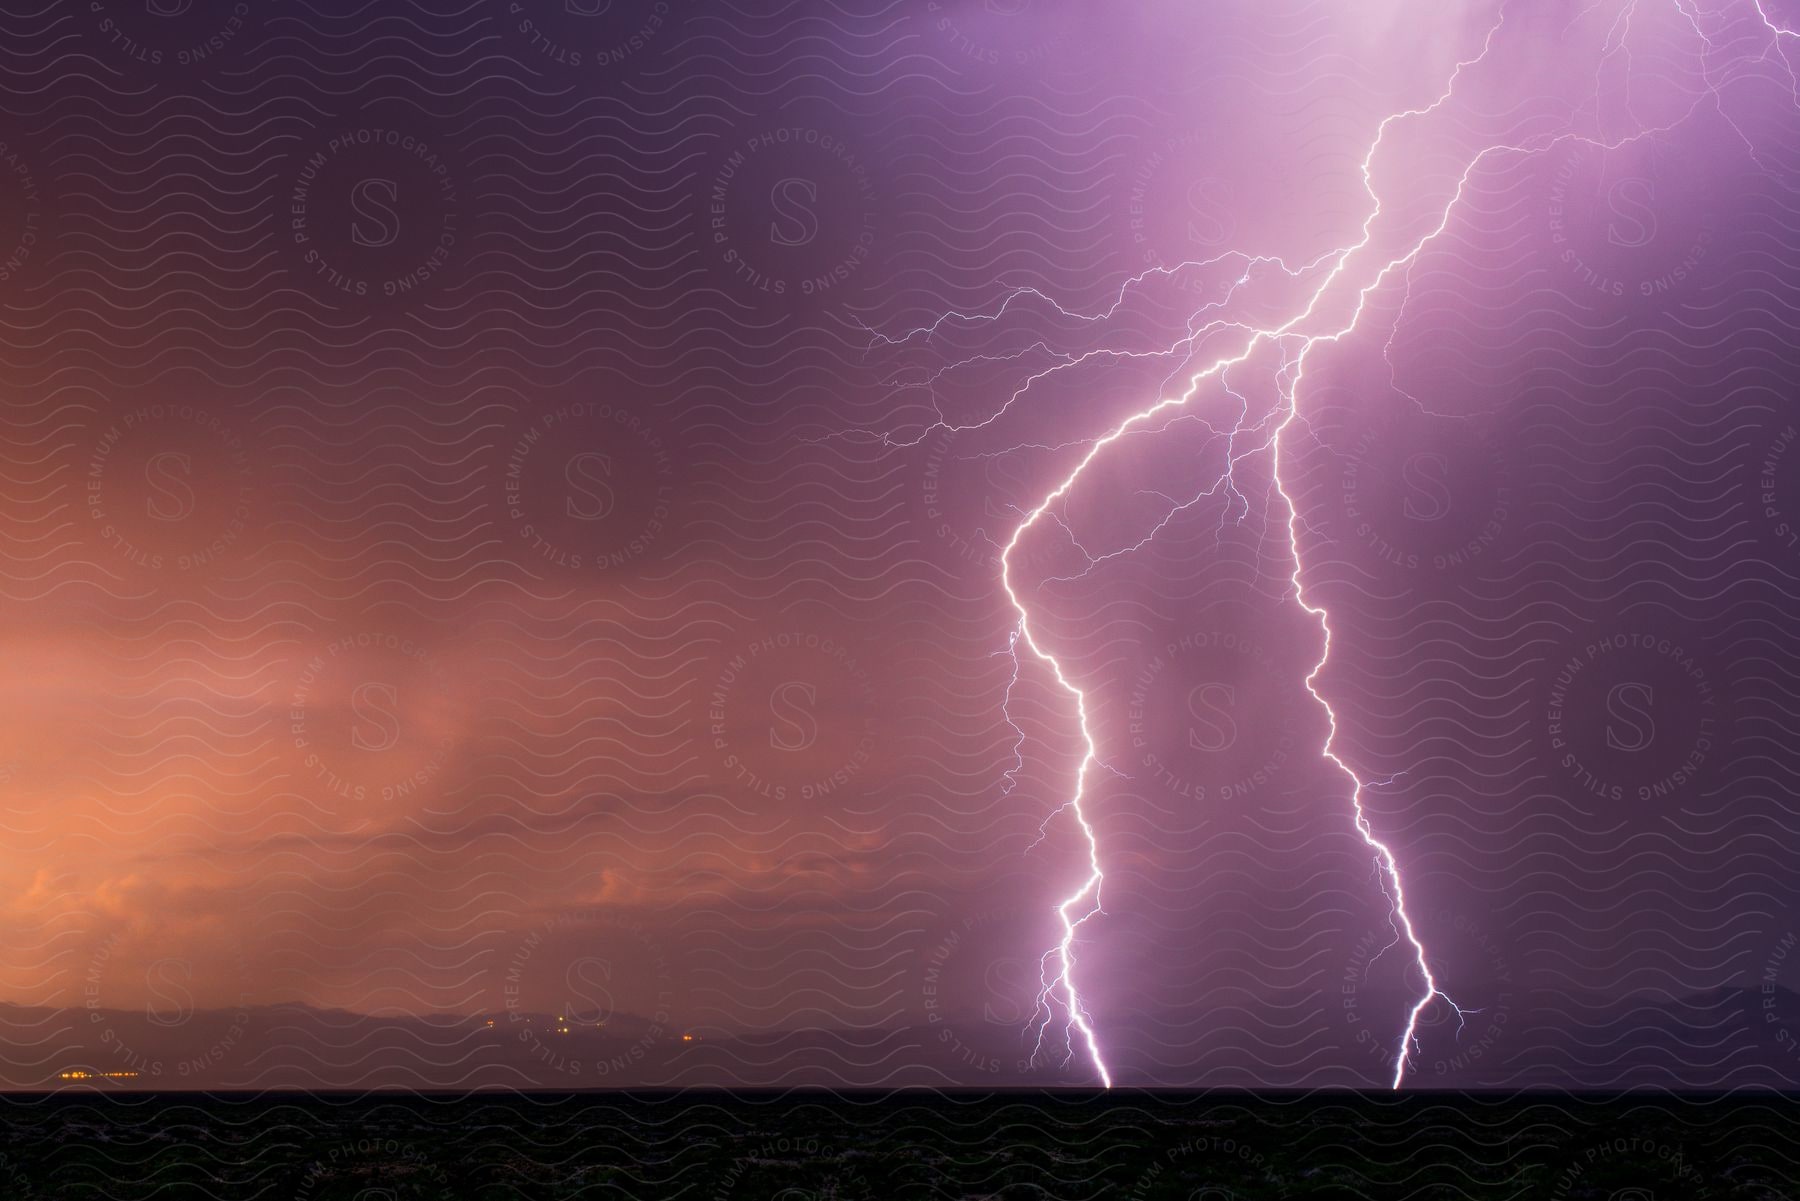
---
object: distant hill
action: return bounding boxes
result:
[7,986,1800,1090]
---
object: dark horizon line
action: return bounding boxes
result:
[5,1085,1793,1098]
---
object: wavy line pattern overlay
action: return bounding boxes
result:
[1,0,1799,1186]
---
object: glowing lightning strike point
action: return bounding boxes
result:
[974,0,1776,1089]
[1002,512,1112,1088]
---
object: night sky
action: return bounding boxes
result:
[5,0,1800,1091]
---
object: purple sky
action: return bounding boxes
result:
[3,0,1800,1090]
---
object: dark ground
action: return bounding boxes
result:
[0,1090,1791,1199]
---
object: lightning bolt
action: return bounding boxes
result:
[879,0,1785,1089]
